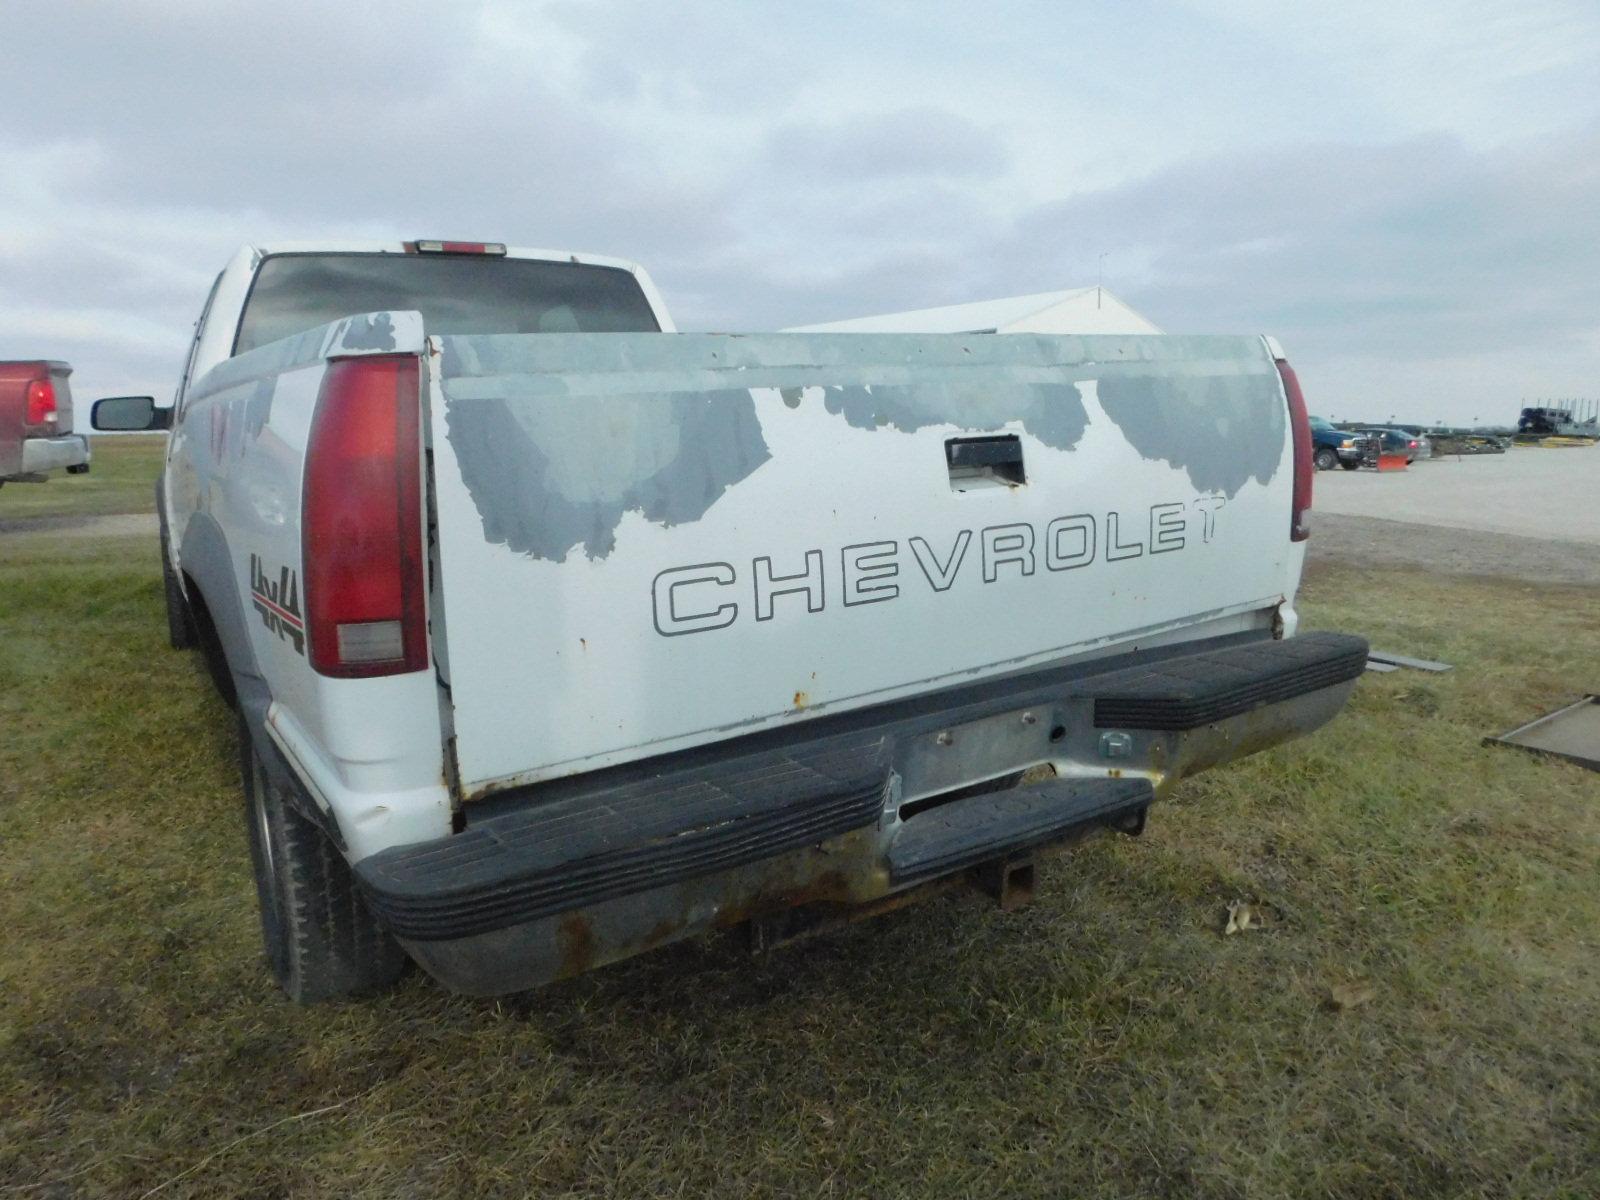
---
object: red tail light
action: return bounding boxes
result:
[25,378,57,426]
[411,239,506,255]
[302,355,427,677]
[1275,358,1312,543]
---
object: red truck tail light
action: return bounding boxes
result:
[25,378,57,425]
[1275,357,1312,543]
[411,240,506,255]
[302,355,427,677]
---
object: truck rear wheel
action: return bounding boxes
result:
[240,718,408,1003]
[159,517,196,650]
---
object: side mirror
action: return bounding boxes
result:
[91,396,171,432]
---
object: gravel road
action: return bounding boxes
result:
[1308,511,1600,586]
[1315,446,1599,543]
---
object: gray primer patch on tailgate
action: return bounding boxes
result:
[1097,372,1284,497]
[822,380,1088,450]
[330,311,397,353]
[438,331,1277,561]
[444,385,771,561]
[190,310,424,404]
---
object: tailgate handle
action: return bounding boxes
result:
[946,435,1025,488]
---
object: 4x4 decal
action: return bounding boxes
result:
[250,553,304,655]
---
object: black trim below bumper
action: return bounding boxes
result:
[357,630,1367,943]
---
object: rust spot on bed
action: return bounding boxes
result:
[556,914,597,979]
[640,918,682,950]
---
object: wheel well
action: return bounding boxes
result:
[183,575,239,709]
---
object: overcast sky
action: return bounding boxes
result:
[3,0,1596,424]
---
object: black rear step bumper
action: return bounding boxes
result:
[356,630,1366,994]
[887,776,1155,884]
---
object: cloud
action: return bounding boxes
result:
[0,0,1595,422]
[747,125,1599,420]
[766,108,1009,181]
[1016,126,1600,416]
[1182,0,1600,146]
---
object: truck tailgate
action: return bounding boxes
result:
[426,332,1297,797]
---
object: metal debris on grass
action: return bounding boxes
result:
[1327,983,1376,1011]
[1367,651,1453,672]
[1224,900,1262,936]
[1485,695,1600,773]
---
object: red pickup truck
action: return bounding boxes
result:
[0,360,91,486]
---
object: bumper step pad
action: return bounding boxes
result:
[357,736,892,941]
[1087,631,1368,731]
[888,777,1153,884]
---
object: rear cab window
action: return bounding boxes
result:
[233,253,661,356]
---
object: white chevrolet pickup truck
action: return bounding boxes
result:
[96,239,1366,1002]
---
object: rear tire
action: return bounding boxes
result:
[240,717,408,1003]
[159,520,196,650]
[1313,447,1338,471]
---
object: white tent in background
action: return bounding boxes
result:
[786,286,1160,336]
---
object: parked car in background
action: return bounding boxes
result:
[1391,427,1433,460]
[98,238,1366,1003]
[1309,416,1366,470]
[0,360,90,487]
[1359,428,1420,463]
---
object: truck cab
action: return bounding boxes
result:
[1308,416,1366,471]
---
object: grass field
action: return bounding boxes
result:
[0,435,165,521]
[2,453,1598,1198]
